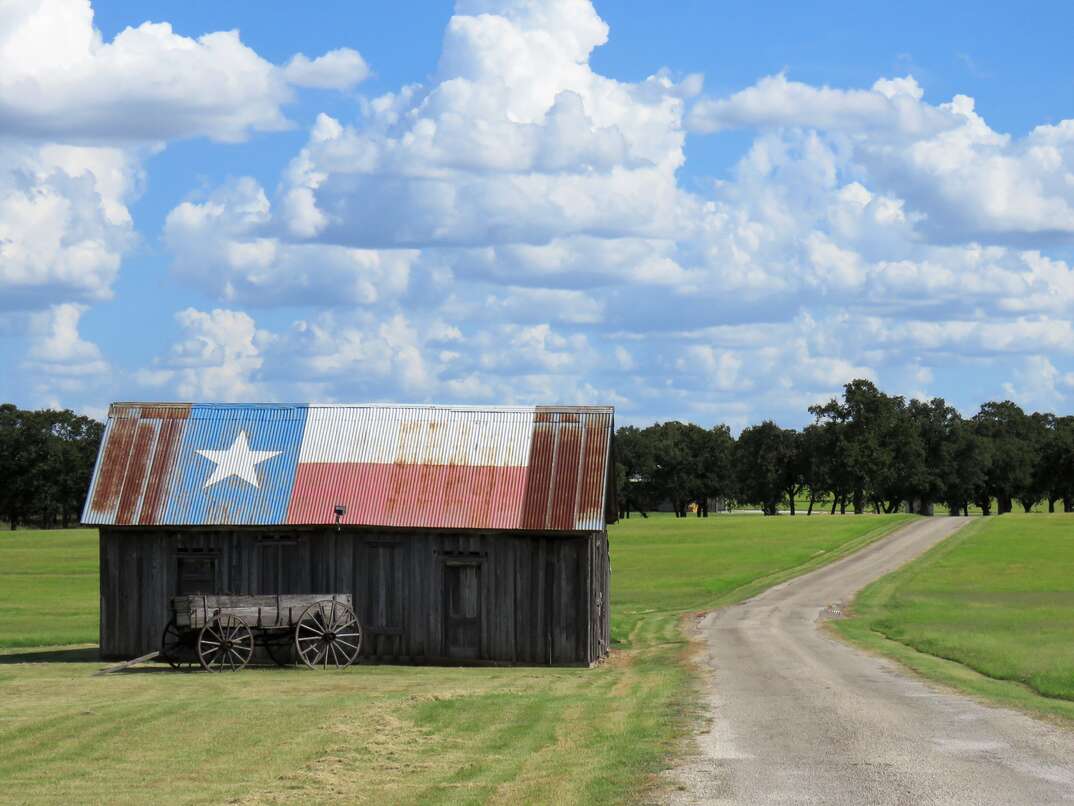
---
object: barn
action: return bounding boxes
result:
[82,403,615,666]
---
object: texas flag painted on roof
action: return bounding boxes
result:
[82,403,616,532]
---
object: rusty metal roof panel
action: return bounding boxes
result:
[82,403,615,531]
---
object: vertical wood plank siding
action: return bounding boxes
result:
[99,527,609,667]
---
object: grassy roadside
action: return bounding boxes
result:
[1,515,910,804]
[834,514,1074,724]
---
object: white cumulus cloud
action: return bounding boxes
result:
[284,48,370,90]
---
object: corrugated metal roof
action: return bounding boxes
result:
[82,403,616,532]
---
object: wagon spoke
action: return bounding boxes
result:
[335,638,359,652]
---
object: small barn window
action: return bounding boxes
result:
[175,549,218,595]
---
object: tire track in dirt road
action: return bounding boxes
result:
[663,516,1074,805]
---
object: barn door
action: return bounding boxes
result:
[443,561,482,659]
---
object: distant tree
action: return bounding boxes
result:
[649,421,706,517]
[810,380,911,514]
[686,424,735,517]
[973,401,1037,514]
[3,407,52,529]
[51,410,104,527]
[799,423,832,515]
[0,405,103,528]
[905,398,961,514]
[779,429,806,515]
[1040,416,1074,512]
[734,421,798,516]
[873,398,926,513]
[615,425,658,518]
[942,420,991,516]
[0,404,18,528]
[1015,412,1051,512]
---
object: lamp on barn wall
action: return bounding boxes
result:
[334,504,346,533]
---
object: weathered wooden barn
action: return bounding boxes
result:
[83,403,615,666]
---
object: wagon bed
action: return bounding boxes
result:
[173,593,351,630]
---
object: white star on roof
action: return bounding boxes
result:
[196,430,281,489]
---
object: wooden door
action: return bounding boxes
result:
[444,561,481,659]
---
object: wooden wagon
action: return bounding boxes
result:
[159,593,363,672]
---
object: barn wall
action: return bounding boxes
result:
[99,527,609,666]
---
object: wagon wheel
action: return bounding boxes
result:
[197,614,254,672]
[294,599,362,670]
[160,619,195,671]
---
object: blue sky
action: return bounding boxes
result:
[3,0,1074,429]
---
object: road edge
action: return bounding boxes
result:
[830,518,1074,728]
[643,514,919,804]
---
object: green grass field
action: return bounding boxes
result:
[836,514,1074,719]
[0,514,910,804]
[0,529,98,647]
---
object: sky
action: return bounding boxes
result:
[3,0,1074,429]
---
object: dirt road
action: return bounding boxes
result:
[665,516,1074,805]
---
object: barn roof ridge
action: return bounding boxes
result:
[109,401,615,416]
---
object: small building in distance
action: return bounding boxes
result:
[83,403,615,666]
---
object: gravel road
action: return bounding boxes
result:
[663,516,1074,805]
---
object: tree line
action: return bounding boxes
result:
[0,405,103,529]
[615,379,1074,517]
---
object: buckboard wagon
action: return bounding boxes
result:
[160,593,363,672]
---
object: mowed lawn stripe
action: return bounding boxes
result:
[1,516,909,804]
[838,514,1074,707]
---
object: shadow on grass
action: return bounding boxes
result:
[0,646,100,663]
